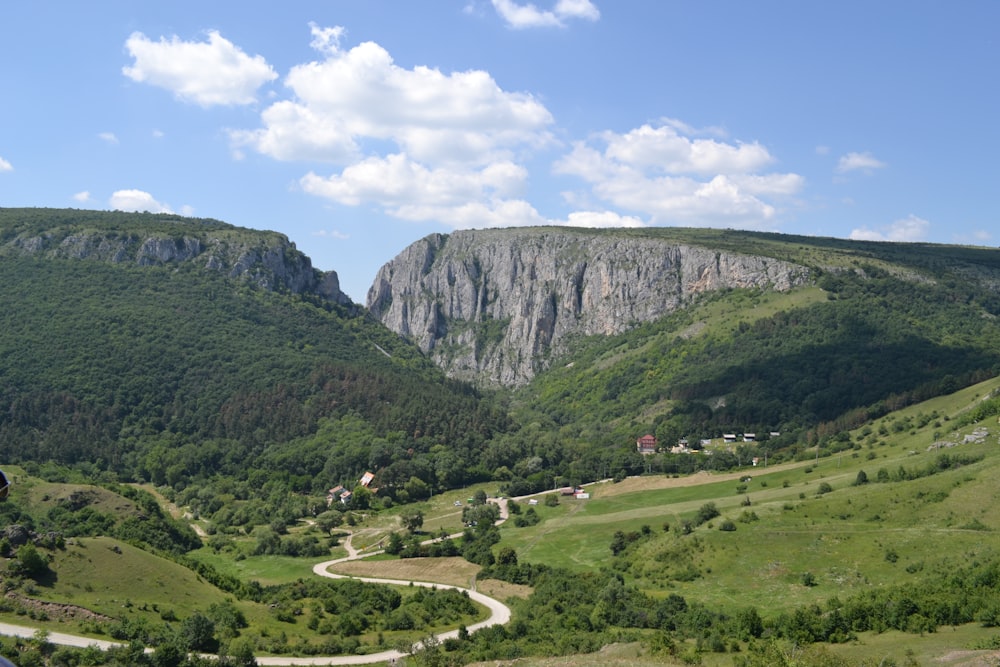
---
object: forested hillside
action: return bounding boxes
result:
[0,209,510,497]
[513,266,1000,450]
[5,209,1000,505]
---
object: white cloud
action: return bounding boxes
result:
[0,156,11,172]
[73,191,90,202]
[836,151,886,173]
[554,122,802,227]
[603,123,773,175]
[231,100,359,163]
[109,189,173,214]
[225,27,560,229]
[235,35,553,166]
[561,210,645,228]
[300,153,534,226]
[491,0,600,29]
[99,132,119,144]
[313,229,350,240]
[123,30,277,107]
[850,214,929,242]
[308,23,346,56]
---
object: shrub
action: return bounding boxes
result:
[695,503,720,525]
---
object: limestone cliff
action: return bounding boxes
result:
[0,209,352,306]
[367,228,811,386]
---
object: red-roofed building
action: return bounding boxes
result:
[636,434,657,454]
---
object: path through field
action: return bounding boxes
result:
[0,503,513,666]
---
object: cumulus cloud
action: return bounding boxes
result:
[300,153,540,227]
[99,132,119,144]
[156,25,796,233]
[491,0,600,29]
[234,31,553,166]
[73,191,90,202]
[224,26,560,229]
[561,210,645,228]
[836,151,886,173]
[850,214,929,242]
[109,189,174,214]
[123,30,277,106]
[554,121,803,227]
[0,156,11,172]
[603,124,774,175]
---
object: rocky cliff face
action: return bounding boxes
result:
[367,228,811,386]
[3,218,352,306]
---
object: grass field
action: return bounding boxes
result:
[489,375,1000,622]
[3,376,1000,663]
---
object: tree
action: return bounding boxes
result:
[314,510,343,533]
[181,612,217,652]
[226,637,259,667]
[400,509,424,534]
[735,606,764,640]
[610,530,628,556]
[404,476,431,501]
[496,546,518,566]
[12,543,49,578]
[151,635,187,667]
[853,470,869,486]
[385,531,405,555]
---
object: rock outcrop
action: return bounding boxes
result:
[1,211,352,306]
[367,228,811,386]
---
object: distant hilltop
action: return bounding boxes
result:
[0,208,353,306]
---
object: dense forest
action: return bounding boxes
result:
[0,209,511,505]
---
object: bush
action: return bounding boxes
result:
[695,503,720,525]
[719,519,737,532]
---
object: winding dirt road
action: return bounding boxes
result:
[0,518,512,665]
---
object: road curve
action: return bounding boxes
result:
[0,530,512,666]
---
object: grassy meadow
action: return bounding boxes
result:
[2,376,1000,664]
[496,375,1000,614]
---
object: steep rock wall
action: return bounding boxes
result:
[367,228,811,386]
[5,225,352,306]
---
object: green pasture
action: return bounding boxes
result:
[186,548,329,586]
[34,536,232,634]
[495,376,1000,618]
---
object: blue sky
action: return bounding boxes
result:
[1,1,997,301]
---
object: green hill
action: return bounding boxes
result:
[0,208,509,497]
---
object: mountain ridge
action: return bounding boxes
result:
[367,227,1000,388]
[0,207,353,306]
